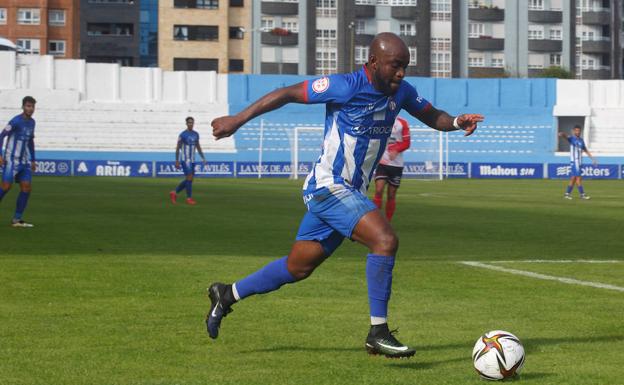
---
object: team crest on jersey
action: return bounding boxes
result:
[312,77,330,93]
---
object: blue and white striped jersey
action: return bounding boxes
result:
[302,66,431,195]
[1,114,36,167]
[178,129,200,162]
[568,135,587,167]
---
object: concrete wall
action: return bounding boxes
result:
[0,52,228,105]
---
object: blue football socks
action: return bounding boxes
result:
[233,256,296,300]
[578,185,585,195]
[175,180,186,194]
[14,191,30,220]
[566,185,573,194]
[366,254,395,324]
[186,180,193,198]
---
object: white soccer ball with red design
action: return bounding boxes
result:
[472,330,525,380]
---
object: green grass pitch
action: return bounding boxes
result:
[1,177,623,385]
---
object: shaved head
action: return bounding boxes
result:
[365,33,410,95]
[369,33,409,61]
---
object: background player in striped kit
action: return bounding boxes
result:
[558,125,596,200]
[207,33,484,358]
[170,116,206,205]
[0,96,37,227]
[373,116,410,221]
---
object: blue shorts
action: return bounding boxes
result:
[2,163,32,184]
[570,162,582,177]
[181,161,196,176]
[296,185,377,256]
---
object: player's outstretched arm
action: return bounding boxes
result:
[558,131,570,139]
[212,83,306,140]
[412,106,484,137]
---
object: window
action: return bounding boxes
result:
[261,17,274,32]
[174,25,219,41]
[355,0,375,4]
[87,23,133,36]
[528,25,544,40]
[316,0,337,17]
[408,47,417,66]
[0,8,7,24]
[49,10,66,26]
[316,50,337,75]
[399,23,416,36]
[229,59,244,71]
[316,29,337,48]
[430,38,451,78]
[229,26,244,39]
[17,9,40,25]
[355,20,366,34]
[282,47,299,63]
[468,23,484,38]
[174,0,218,9]
[431,0,451,21]
[550,53,562,66]
[550,27,562,40]
[282,18,299,33]
[16,39,40,54]
[528,0,544,10]
[174,58,219,71]
[491,57,504,67]
[48,40,66,56]
[230,0,244,6]
[355,45,369,64]
[468,56,484,67]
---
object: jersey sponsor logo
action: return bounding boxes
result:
[312,77,330,93]
[351,125,393,136]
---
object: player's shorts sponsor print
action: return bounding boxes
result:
[297,185,377,255]
[375,164,404,187]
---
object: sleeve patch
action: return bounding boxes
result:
[312,77,330,93]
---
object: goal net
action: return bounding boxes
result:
[291,126,447,180]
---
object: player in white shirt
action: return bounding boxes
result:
[373,116,410,221]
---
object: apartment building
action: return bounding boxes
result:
[0,0,80,58]
[159,0,251,73]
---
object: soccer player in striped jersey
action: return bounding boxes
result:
[559,125,596,200]
[0,96,37,227]
[170,117,206,205]
[373,116,410,221]
[207,33,484,358]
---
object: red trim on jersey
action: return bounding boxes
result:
[362,65,373,83]
[302,80,309,103]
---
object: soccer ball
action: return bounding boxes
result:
[472,330,525,381]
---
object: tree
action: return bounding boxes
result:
[536,66,574,79]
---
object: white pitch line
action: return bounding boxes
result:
[460,261,624,293]
[487,260,622,264]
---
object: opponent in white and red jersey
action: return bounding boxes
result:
[373,116,410,221]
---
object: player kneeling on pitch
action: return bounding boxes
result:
[373,116,410,222]
[0,96,37,227]
[207,33,484,358]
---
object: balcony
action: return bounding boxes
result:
[354,5,375,18]
[582,39,611,54]
[261,32,298,46]
[528,10,562,23]
[580,66,611,79]
[581,8,610,25]
[528,39,563,52]
[469,37,504,51]
[355,33,375,46]
[468,8,504,22]
[468,67,506,78]
[260,62,298,74]
[261,1,298,16]
[398,34,418,46]
[391,6,419,19]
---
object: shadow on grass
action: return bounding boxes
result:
[239,334,624,356]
